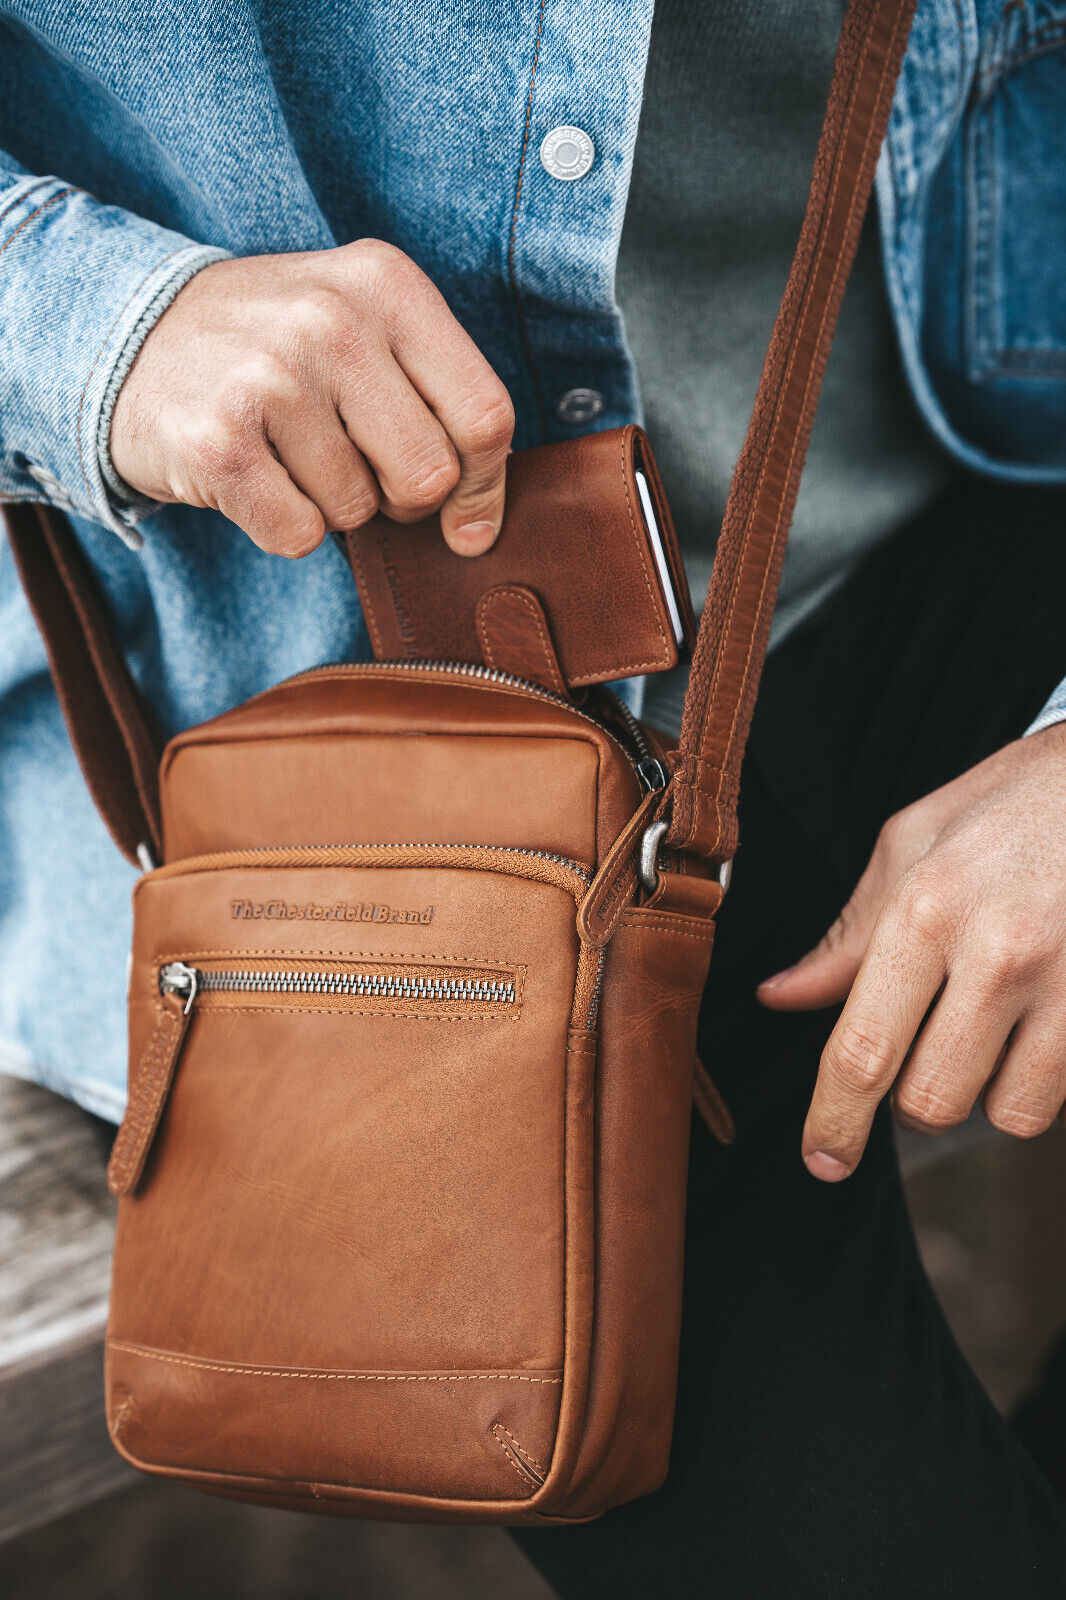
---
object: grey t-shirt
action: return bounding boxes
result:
[618,0,950,733]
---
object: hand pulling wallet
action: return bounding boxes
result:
[343,425,696,692]
[6,0,916,1528]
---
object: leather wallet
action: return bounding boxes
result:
[342,425,695,694]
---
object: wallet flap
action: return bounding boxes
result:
[343,426,695,689]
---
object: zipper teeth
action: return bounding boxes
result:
[585,948,608,1030]
[229,841,591,885]
[289,659,656,780]
[191,968,515,1003]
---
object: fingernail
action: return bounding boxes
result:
[759,966,795,991]
[449,520,496,555]
[804,1150,851,1183]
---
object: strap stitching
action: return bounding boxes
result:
[709,3,906,809]
[107,1341,562,1383]
[689,0,905,851]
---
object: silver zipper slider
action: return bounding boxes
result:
[159,960,199,1015]
[636,755,669,793]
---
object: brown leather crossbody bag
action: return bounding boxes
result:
[6,0,913,1524]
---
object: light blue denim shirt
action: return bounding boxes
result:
[1,0,1064,1118]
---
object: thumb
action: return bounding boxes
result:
[757,866,884,1012]
[438,439,511,557]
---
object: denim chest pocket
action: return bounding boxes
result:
[966,0,1066,381]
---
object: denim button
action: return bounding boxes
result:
[540,126,595,181]
[556,387,604,425]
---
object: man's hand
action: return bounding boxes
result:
[109,243,515,558]
[758,726,1066,1181]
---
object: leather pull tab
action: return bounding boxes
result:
[476,585,569,695]
[693,1054,735,1145]
[577,788,661,949]
[107,992,191,1198]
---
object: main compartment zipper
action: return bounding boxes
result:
[290,660,669,794]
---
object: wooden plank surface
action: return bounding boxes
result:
[0,1074,133,1541]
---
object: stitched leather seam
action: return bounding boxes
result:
[162,703,612,786]
[493,1426,546,1478]
[43,523,161,848]
[345,535,389,660]
[618,910,715,940]
[108,1001,180,1188]
[709,5,902,813]
[491,1424,544,1489]
[494,1448,540,1492]
[110,1396,133,1441]
[476,587,565,689]
[139,845,589,909]
[154,949,522,971]
[475,597,501,670]
[106,1343,561,1383]
[566,1033,597,1055]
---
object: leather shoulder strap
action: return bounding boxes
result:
[5,503,163,866]
[666,0,916,863]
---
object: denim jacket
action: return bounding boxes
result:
[0,0,1064,1117]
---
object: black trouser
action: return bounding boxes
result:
[515,479,1066,1598]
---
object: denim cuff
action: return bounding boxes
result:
[94,251,230,534]
[0,175,230,549]
[1024,679,1066,738]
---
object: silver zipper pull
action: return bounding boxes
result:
[159,960,199,1015]
[636,755,669,793]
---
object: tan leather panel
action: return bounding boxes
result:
[550,907,714,1519]
[106,1341,560,1504]
[113,859,579,1373]
[160,669,641,869]
[164,733,601,864]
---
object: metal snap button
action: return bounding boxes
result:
[539,125,595,181]
[556,387,605,425]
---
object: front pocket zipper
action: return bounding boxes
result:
[159,959,518,1012]
[113,843,604,1199]
[141,843,607,1027]
[157,953,518,1017]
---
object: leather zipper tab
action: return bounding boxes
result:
[577,789,662,949]
[107,991,192,1198]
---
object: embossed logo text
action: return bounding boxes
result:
[231,899,434,925]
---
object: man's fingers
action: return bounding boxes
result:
[383,259,514,553]
[334,335,462,525]
[759,870,885,1012]
[756,899,871,1011]
[984,1010,1066,1139]
[759,811,926,1012]
[200,430,326,558]
[268,399,379,532]
[891,979,1016,1135]
[435,394,514,555]
[802,892,948,1180]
